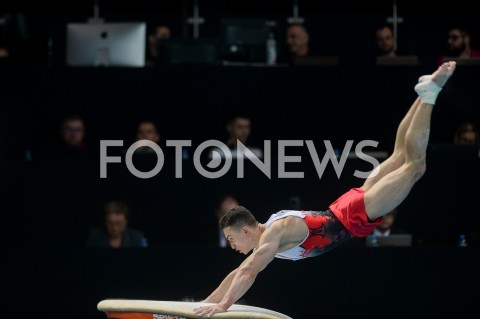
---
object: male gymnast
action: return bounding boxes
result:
[194,61,457,317]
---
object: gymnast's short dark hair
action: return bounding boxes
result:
[219,206,258,230]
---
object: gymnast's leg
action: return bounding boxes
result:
[361,61,456,220]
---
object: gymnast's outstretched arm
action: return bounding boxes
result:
[202,268,239,303]
[195,223,283,317]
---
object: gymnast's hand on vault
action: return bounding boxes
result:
[193,303,228,317]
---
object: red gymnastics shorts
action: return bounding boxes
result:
[328,188,383,238]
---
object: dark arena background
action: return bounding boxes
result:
[1,1,479,318]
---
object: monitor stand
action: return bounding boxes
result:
[87,0,104,24]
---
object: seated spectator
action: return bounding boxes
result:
[60,115,86,149]
[437,24,480,65]
[34,114,92,160]
[135,119,161,153]
[209,112,263,160]
[453,121,479,146]
[279,23,319,65]
[226,113,263,158]
[146,24,171,66]
[373,23,418,66]
[374,24,397,58]
[214,195,240,248]
[372,208,405,237]
[127,118,188,168]
[453,121,480,156]
[365,208,412,247]
[286,23,310,59]
[86,200,148,248]
[280,23,338,66]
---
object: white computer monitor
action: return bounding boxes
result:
[66,22,146,67]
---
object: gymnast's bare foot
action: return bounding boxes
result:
[431,61,456,87]
[418,61,456,87]
[414,61,456,104]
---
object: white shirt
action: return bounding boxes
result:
[374,228,391,237]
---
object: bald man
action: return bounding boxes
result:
[286,23,310,58]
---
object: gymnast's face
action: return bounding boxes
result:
[223,226,254,255]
